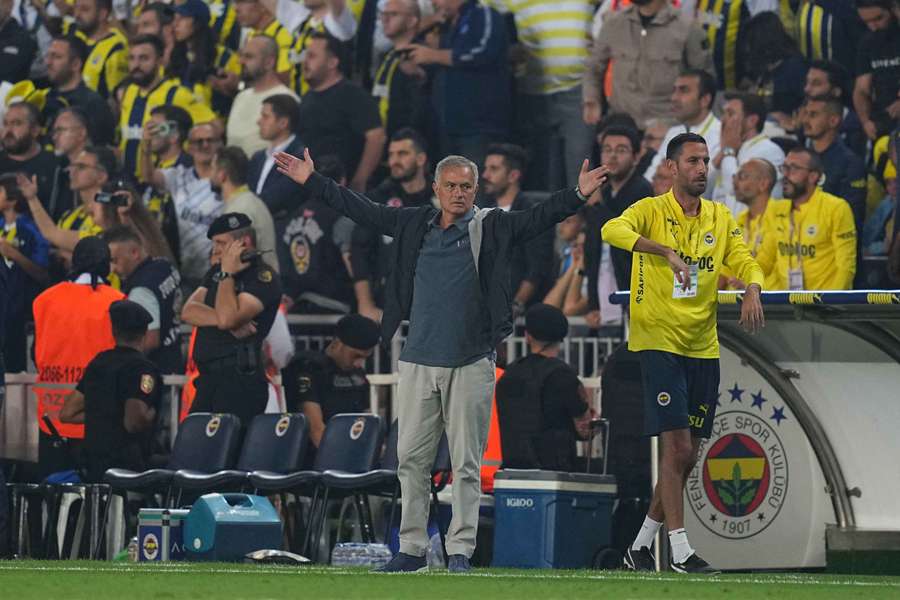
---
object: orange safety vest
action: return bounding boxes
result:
[32,281,125,439]
[481,367,504,493]
[179,327,199,422]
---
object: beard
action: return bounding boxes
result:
[129,69,157,88]
[783,179,807,200]
[391,164,418,183]
[2,133,32,155]
[685,178,707,196]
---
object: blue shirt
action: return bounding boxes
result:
[400,209,492,367]
[2,215,49,319]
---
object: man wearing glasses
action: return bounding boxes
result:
[755,147,857,290]
[141,123,224,288]
[275,147,610,572]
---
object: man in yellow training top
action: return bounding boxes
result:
[755,147,857,291]
[602,132,765,574]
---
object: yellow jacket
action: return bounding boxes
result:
[602,191,764,359]
[755,189,857,290]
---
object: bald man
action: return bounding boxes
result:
[227,35,299,156]
[723,158,777,290]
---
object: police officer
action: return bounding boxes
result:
[105,225,183,374]
[495,304,594,472]
[181,213,282,424]
[283,314,380,448]
[59,300,162,483]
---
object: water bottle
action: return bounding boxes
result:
[369,544,393,569]
[127,537,140,562]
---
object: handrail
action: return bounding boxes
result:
[610,289,900,306]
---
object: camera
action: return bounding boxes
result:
[94,192,129,206]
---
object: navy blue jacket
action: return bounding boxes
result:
[820,138,866,234]
[248,136,307,222]
[432,1,511,136]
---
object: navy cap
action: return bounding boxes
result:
[173,0,211,24]
[207,212,253,239]
[109,299,153,333]
[525,303,569,343]
[71,236,111,278]
[336,314,381,350]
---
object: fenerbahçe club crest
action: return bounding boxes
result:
[687,383,788,540]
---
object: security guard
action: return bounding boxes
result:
[105,225,183,374]
[181,213,282,424]
[495,304,594,472]
[31,236,125,479]
[59,300,161,483]
[283,314,380,448]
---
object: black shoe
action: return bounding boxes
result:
[372,552,427,573]
[447,554,471,573]
[669,553,721,575]
[623,546,656,571]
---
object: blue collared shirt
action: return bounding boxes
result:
[400,209,493,367]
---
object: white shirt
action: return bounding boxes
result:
[161,165,222,283]
[129,287,161,330]
[644,111,721,194]
[713,133,785,216]
[597,242,622,326]
[227,84,299,157]
[256,134,296,196]
[276,0,357,40]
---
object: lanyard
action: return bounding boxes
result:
[788,204,803,269]
[668,196,703,259]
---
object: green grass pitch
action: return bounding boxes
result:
[1,562,899,599]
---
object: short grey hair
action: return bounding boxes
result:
[435,155,478,183]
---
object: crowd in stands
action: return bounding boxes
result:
[0,0,898,380]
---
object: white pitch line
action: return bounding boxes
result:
[0,564,898,588]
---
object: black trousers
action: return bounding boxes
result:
[190,368,268,427]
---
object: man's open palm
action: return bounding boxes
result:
[275,147,315,185]
[577,160,610,198]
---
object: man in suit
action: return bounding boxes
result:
[248,93,307,226]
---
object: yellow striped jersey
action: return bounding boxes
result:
[183,45,241,117]
[57,204,100,237]
[483,0,592,95]
[249,20,297,89]
[209,0,242,51]
[695,0,749,90]
[601,191,765,358]
[755,189,857,290]
[80,29,129,98]
[118,78,216,179]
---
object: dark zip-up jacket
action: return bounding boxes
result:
[303,172,584,347]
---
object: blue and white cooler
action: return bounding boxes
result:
[493,470,617,569]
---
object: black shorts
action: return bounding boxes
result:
[639,350,719,438]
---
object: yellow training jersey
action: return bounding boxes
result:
[755,189,857,291]
[601,191,765,359]
[119,78,216,179]
[721,203,778,289]
[249,21,297,88]
[81,29,129,98]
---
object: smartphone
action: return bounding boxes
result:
[240,249,273,262]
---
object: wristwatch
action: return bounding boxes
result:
[574,186,588,202]
[723,147,737,158]
[213,271,232,282]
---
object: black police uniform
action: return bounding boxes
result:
[495,354,587,472]
[190,259,282,424]
[283,350,370,418]
[77,346,162,482]
[122,257,183,374]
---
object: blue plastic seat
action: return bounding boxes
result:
[172,413,308,494]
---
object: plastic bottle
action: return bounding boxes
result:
[127,537,140,562]
[426,533,445,568]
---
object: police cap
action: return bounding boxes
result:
[207,212,253,239]
[109,299,153,334]
[71,236,111,278]
[336,314,381,350]
[525,303,569,343]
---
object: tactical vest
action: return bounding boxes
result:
[123,257,183,373]
[495,355,577,471]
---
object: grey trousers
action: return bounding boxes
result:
[396,357,495,558]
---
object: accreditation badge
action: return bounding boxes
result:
[788,268,804,291]
[672,264,699,299]
[140,374,155,394]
